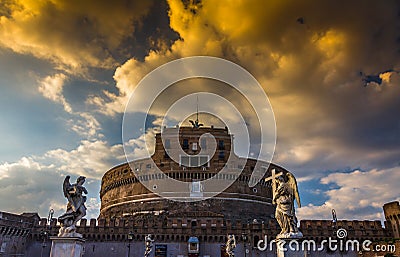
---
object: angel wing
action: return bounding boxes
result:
[286,172,301,208]
[63,175,71,197]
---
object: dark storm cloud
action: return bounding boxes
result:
[105,0,400,174]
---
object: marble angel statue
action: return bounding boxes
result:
[273,172,303,239]
[144,234,154,257]
[58,175,88,237]
[225,234,236,257]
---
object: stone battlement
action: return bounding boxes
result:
[1,208,396,256]
[24,216,390,244]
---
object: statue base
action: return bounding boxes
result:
[49,236,85,257]
[276,238,306,257]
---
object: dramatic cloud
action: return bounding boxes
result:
[87,0,399,220]
[38,73,71,113]
[0,157,66,216]
[38,73,104,139]
[0,140,126,217]
[41,140,126,179]
[1,0,399,221]
[0,0,154,73]
[93,0,400,171]
[298,167,400,221]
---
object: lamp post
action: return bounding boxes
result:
[40,208,54,257]
[241,233,248,257]
[332,209,344,257]
[127,232,134,257]
[40,231,48,257]
[331,209,337,236]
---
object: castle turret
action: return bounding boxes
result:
[384,201,400,238]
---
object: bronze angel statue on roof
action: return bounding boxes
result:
[58,175,88,237]
[273,171,303,239]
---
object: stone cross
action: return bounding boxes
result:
[262,168,283,198]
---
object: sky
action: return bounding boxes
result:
[0,0,399,222]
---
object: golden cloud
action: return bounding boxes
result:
[103,1,399,175]
[0,0,154,73]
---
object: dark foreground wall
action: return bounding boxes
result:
[25,240,361,257]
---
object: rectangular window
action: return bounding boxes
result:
[135,163,143,171]
[181,156,189,166]
[164,139,170,149]
[200,138,207,150]
[191,156,199,166]
[218,151,225,160]
[182,139,189,149]
[218,140,224,150]
[192,142,198,151]
[180,155,209,167]
[200,156,208,167]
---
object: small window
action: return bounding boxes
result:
[200,156,208,167]
[180,155,209,167]
[191,157,199,166]
[146,164,151,169]
[192,142,198,151]
[218,151,225,160]
[200,138,207,150]
[164,139,170,149]
[218,140,224,150]
[181,156,189,166]
[183,139,189,149]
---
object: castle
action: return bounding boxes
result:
[0,126,399,256]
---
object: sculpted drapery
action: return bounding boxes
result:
[272,172,303,239]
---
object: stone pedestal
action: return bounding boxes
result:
[276,238,306,257]
[49,236,85,257]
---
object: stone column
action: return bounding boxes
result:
[49,236,85,257]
